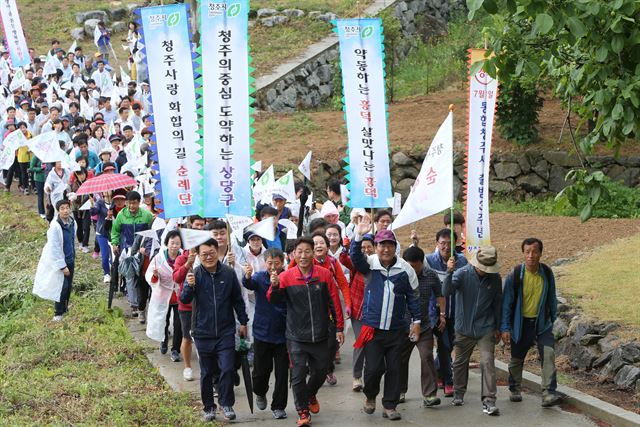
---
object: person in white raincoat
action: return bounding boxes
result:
[44,161,70,216]
[33,199,76,321]
[145,229,183,362]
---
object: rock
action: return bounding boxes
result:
[517,154,531,173]
[593,351,613,369]
[614,365,640,389]
[325,160,342,175]
[84,19,101,35]
[543,151,581,167]
[261,15,289,27]
[490,179,515,194]
[281,87,297,107]
[516,174,547,194]
[316,64,332,84]
[568,316,598,340]
[265,88,277,105]
[109,7,128,21]
[257,8,278,18]
[620,156,640,167]
[493,162,521,179]
[601,344,640,377]
[70,28,85,40]
[308,11,322,19]
[552,258,572,267]
[127,4,139,12]
[76,10,108,25]
[112,21,127,33]
[453,175,463,201]
[565,341,598,370]
[532,159,549,180]
[395,178,416,198]
[300,91,321,108]
[306,72,321,89]
[580,334,604,346]
[282,9,305,17]
[316,12,337,23]
[396,2,408,13]
[621,167,640,186]
[586,155,615,167]
[318,84,332,99]
[598,334,622,353]
[548,165,569,193]
[553,318,568,339]
[392,152,415,167]
[392,165,420,182]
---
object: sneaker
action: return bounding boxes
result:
[296,410,311,426]
[308,396,320,414]
[183,367,194,381]
[510,391,523,402]
[39,214,46,219]
[352,377,363,392]
[256,394,267,411]
[201,408,216,422]
[24,189,29,195]
[160,342,168,354]
[92,251,100,259]
[272,409,287,419]
[382,408,402,420]
[170,350,181,362]
[541,394,561,407]
[482,401,500,416]
[451,393,464,406]
[52,315,63,322]
[334,349,341,364]
[398,393,405,403]
[363,397,376,414]
[81,246,90,253]
[103,274,111,283]
[444,384,454,397]
[131,308,139,318]
[222,406,236,420]
[326,373,337,386]
[139,310,146,324]
[423,396,441,407]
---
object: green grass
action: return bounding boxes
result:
[260,112,320,140]
[251,0,373,15]
[0,194,206,425]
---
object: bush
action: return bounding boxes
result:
[496,76,544,146]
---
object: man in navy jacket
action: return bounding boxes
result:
[182,238,248,422]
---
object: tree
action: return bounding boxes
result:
[468,0,640,220]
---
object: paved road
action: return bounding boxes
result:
[116,298,596,427]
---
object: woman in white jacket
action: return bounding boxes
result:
[145,229,183,362]
[44,161,70,215]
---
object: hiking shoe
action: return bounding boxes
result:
[541,394,562,408]
[201,408,216,422]
[138,310,146,324]
[183,367,194,381]
[222,406,236,420]
[308,396,320,414]
[170,350,181,362]
[352,377,363,392]
[510,391,523,402]
[363,397,376,414]
[326,373,337,385]
[160,342,168,354]
[103,274,111,283]
[272,409,287,419]
[52,315,63,322]
[382,408,402,420]
[296,410,311,426]
[398,393,405,403]
[444,384,454,397]
[451,393,464,406]
[423,396,441,407]
[482,401,500,416]
[256,394,267,411]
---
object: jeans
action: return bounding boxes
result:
[288,339,329,412]
[351,318,366,379]
[363,328,404,410]
[54,265,74,316]
[253,338,288,410]
[452,331,497,403]
[163,304,182,352]
[399,328,437,397]
[196,334,235,409]
[35,181,45,215]
[96,234,112,275]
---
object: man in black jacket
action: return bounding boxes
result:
[182,238,248,422]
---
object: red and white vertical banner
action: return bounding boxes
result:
[0,0,30,68]
[464,48,498,252]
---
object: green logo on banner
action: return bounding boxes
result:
[261,173,270,185]
[361,25,374,38]
[227,3,241,17]
[167,12,180,27]
[279,174,290,185]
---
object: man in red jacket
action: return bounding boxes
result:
[268,237,344,427]
[172,215,206,381]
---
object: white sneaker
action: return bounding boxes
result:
[39,214,46,219]
[52,315,63,322]
[81,246,90,253]
[103,274,111,283]
[183,367,194,381]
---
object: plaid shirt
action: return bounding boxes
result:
[350,270,366,320]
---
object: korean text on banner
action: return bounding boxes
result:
[335,18,392,208]
[200,0,252,217]
[392,112,453,230]
[140,4,202,218]
[464,49,498,252]
[0,0,30,68]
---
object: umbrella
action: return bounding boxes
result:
[75,173,137,195]
[238,338,254,414]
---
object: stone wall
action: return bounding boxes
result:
[256,0,465,112]
[307,150,640,201]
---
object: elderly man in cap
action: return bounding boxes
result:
[443,246,503,416]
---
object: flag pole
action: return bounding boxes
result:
[449,104,455,260]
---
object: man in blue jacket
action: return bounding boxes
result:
[242,248,288,420]
[182,238,248,422]
[501,237,560,408]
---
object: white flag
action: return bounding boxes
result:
[392,112,453,230]
[251,160,262,172]
[340,184,350,207]
[78,199,92,211]
[272,170,295,202]
[135,229,160,242]
[69,40,77,56]
[278,218,298,239]
[225,214,254,241]
[386,192,401,215]
[151,216,167,231]
[298,150,312,180]
[253,164,274,203]
[80,96,93,120]
[119,66,131,85]
[94,25,102,48]
[0,129,28,169]
[180,228,213,250]
[245,216,275,241]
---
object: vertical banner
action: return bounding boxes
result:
[0,0,30,68]
[335,18,392,208]
[199,0,253,217]
[139,4,202,218]
[464,49,498,251]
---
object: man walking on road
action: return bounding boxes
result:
[444,246,502,416]
[501,238,561,408]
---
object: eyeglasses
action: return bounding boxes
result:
[200,252,216,259]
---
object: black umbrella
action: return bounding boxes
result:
[239,338,254,414]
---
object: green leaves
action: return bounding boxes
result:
[566,17,587,39]
[467,0,485,20]
[535,13,554,34]
[611,35,625,53]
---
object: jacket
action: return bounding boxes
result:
[243,271,287,345]
[171,250,194,311]
[33,215,76,302]
[110,207,153,250]
[28,156,45,182]
[443,264,502,339]
[350,237,421,331]
[89,197,109,236]
[425,249,468,319]
[180,263,248,340]
[501,263,557,343]
[268,265,342,343]
[288,255,352,310]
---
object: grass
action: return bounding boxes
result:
[0,194,206,425]
[258,111,320,141]
[251,0,374,15]
[555,234,640,332]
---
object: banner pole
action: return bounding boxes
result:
[449,104,455,260]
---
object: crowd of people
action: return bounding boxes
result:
[14,34,564,427]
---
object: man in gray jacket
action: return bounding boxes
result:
[443,246,502,416]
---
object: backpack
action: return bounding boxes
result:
[510,263,553,322]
